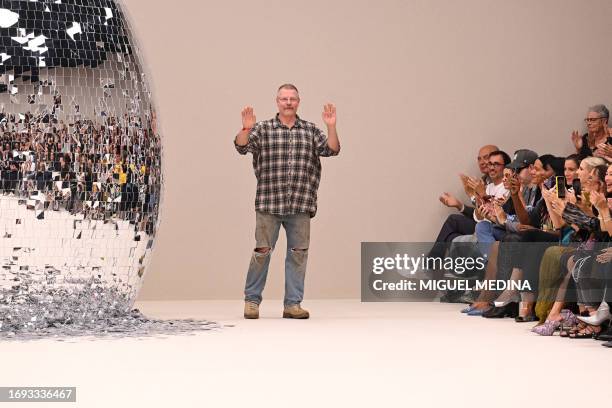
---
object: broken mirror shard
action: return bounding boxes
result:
[0,0,171,338]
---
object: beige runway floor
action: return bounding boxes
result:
[3,300,612,407]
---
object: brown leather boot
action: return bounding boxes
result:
[244,301,259,319]
[282,304,310,319]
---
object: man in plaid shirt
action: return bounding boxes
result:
[234,84,340,319]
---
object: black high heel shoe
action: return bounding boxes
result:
[482,302,519,318]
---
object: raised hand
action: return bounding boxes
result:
[590,190,607,211]
[571,130,582,151]
[593,142,608,158]
[565,190,577,204]
[549,194,566,217]
[541,186,553,201]
[322,103,336,127]
[477,204,491,221]
[597,143,612,158]
[241,106,256,130]
[547,189,567,216]
[467,177,486,198]
[596,247,612,264]
[459,174,474,197]
[493,202,507,224]
[439,192,461,209]
[577,193,594,216]
[508,174,520,196]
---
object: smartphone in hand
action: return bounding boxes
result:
[573,179,582,201]
[556,176,566,199]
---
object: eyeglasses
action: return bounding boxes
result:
[277,97,299,104]
[488,162,504,168]
[584,117,607,123]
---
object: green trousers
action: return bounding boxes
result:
[535,246,575,322]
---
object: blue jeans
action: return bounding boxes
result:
[244,211,310,307]
[475,221,506,259]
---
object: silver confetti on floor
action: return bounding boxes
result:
[0,275,220,341]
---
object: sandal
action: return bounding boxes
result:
[568,324,602,339]
[560,321,585,338]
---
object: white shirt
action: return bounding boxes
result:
[474,181,509,222]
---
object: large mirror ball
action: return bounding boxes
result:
[0,0,163,328]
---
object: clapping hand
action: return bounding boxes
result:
[565,190,577,205]
[459,174,474,196]
[541,186,554,202]
[596,142,612,160]
[493,201,507,224]
[571,130,583,151]
[478,203,496,222]
[466,177,486,198]
[508,174,520,195]
[543,187,566,216]
[596,247,612,264]
[593,142,612,159]
[439,192,461,210]
[590,190,607,211]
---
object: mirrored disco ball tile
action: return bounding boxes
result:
[0,0,167,337]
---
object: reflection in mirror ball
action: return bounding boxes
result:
[0,0,163,336]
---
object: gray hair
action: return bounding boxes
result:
[588,104,609,119]
[277,83,299,94]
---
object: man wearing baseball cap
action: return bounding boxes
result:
[506,149,539,171]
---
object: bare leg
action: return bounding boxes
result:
[519,292,536,317]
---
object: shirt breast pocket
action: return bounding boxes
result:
[294,133,314,157]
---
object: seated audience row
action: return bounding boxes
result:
[431,104,612,347]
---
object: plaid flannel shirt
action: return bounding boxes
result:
[235,114,339,217]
